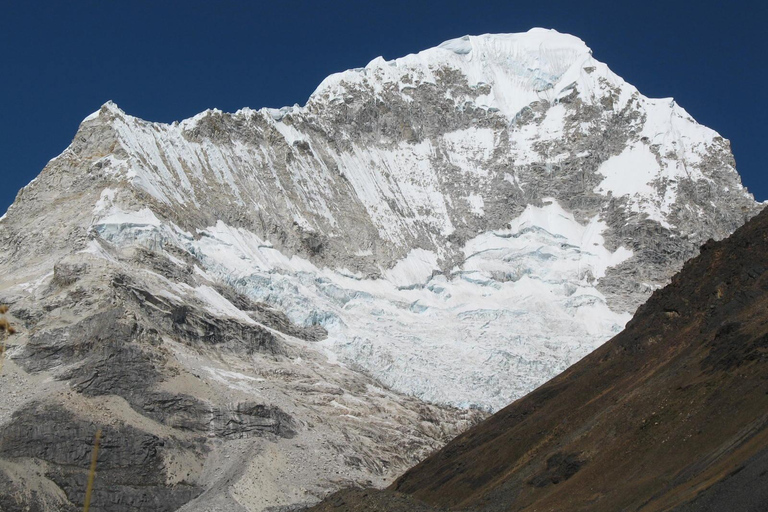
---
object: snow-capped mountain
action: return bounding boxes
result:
[0,29,760,511]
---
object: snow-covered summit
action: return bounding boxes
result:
[81,100,124,123]
[310,29,597,116]
[438,28,590,54]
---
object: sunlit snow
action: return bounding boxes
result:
[92,200,633,410]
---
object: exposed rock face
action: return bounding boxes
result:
[307,187,768,512]
[0,247,480,511]
[1,402,203,512]
[0,29,762,510]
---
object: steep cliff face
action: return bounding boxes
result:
[0,29,761,511]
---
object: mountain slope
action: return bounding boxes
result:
[2,29,758,411]
[310,198,768,511]
[0,29,761,511]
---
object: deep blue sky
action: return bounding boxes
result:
[2,1,766,216]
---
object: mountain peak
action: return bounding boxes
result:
[8,25,753,409]
[81,100,125,124]
[437,28,591,56]
[310,30,598,117]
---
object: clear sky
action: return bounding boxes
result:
[1,0,765,216]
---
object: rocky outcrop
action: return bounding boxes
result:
[0,402,203,512]
[0,239,480,511]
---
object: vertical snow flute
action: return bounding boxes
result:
[83,429,103,512]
